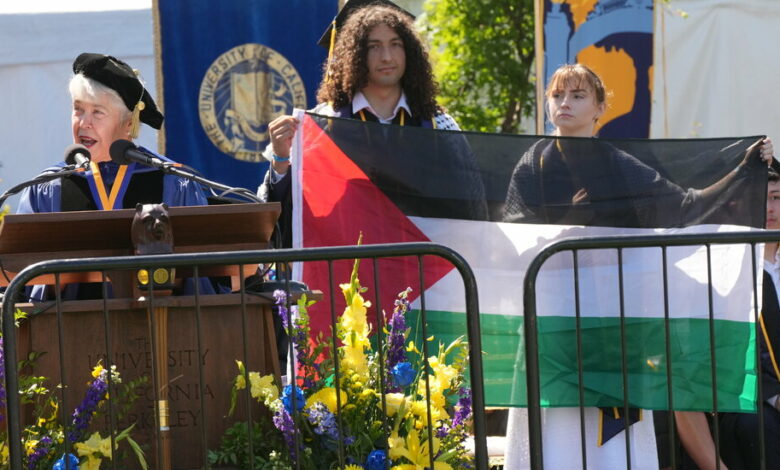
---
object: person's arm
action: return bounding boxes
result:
[692,138,772,201]
[266,115,299,176]
[675,411,729,470]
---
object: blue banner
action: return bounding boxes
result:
[538,0,653,138]
[154,0,337,192]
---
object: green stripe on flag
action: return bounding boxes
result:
[411,310,757,412]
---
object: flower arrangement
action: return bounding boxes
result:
[0,310,148,469]
[214,258,473,469]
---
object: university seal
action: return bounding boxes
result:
[198,43,306,162]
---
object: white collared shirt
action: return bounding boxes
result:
[352,90,412,124]
[765,252,780,300]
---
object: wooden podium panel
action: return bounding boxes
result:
[0,203,280,285]
[17,295,279,470]
[3,202,283,468]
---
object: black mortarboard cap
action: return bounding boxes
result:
[317,0,415,49]
[770,156,780,175]
[72,52,164,131]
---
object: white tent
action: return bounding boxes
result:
[651,0,780,139]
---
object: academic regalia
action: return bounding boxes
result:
[717,269,780,470]
[17,148,206,214]
[16,148,214,302]
[15,52,221,301]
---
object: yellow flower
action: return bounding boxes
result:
[25,439,38,456]
[409,400,448,428]
[0,441,8,464]
[249,372,278,402]
[80,454,103,470]
[306,387,348,414]
[428,356,458,392]
[341,336,369,376]
[75,431,113,460]
[415,379,446,409]
[91,364,104,379]
[387,431,405,460]
[340,291,371,338]
[235,360,247,390]
[381,393,407,417]
[235,374,246,390]
[390,430,452,470]
[344,465,364,470]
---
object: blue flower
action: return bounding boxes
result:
[365,449,388,470]
[306,402,339,440]
[52,453,79,470]
[391,362,416,388]
[282,384,305,414]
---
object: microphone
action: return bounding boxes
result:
[109,139,167,167]
[0,146,94,207]
[109,139,263,205]
[64,144,91,169]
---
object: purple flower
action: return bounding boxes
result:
[385,289,411,392]
[52,452,79,470]
[366,449,388,470]
[391,362,416,388]
[273,289,290,330]
[452,387,472,428]
[68,370,109,442]
[282,384,305,414]
[273,407,298,460]
[27,436,54,469]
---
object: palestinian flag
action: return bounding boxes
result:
[291,111,767,412]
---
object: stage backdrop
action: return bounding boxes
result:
[153,0,336,193]
[536,0,654,138]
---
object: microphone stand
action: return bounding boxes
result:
[0,166,85,208]
[137,160,264,204]
[143,159,307,291]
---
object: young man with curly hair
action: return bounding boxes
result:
[258,1,464,248]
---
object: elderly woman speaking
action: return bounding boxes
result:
[16,53,213,300]
[18,52,206,213]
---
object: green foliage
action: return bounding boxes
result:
[207,421,286,469]
[422,0,536,133]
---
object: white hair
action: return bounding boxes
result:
[69,74,132,123]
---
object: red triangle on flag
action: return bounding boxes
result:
[298,114,455,337]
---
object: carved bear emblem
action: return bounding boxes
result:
[131,203,173,255]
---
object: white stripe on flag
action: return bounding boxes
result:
[409,217,761,324]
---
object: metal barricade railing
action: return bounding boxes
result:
[1,242,488,470]
[523,230,779,470]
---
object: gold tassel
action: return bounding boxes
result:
[129,101,145,139]
[326,20,337,83]
[129,68,146,139]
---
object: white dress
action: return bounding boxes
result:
[504,406,659,470]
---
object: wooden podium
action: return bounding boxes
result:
[1,203,282,470]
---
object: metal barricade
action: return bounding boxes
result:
[1,242,488,470]
[523,231,778,470]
